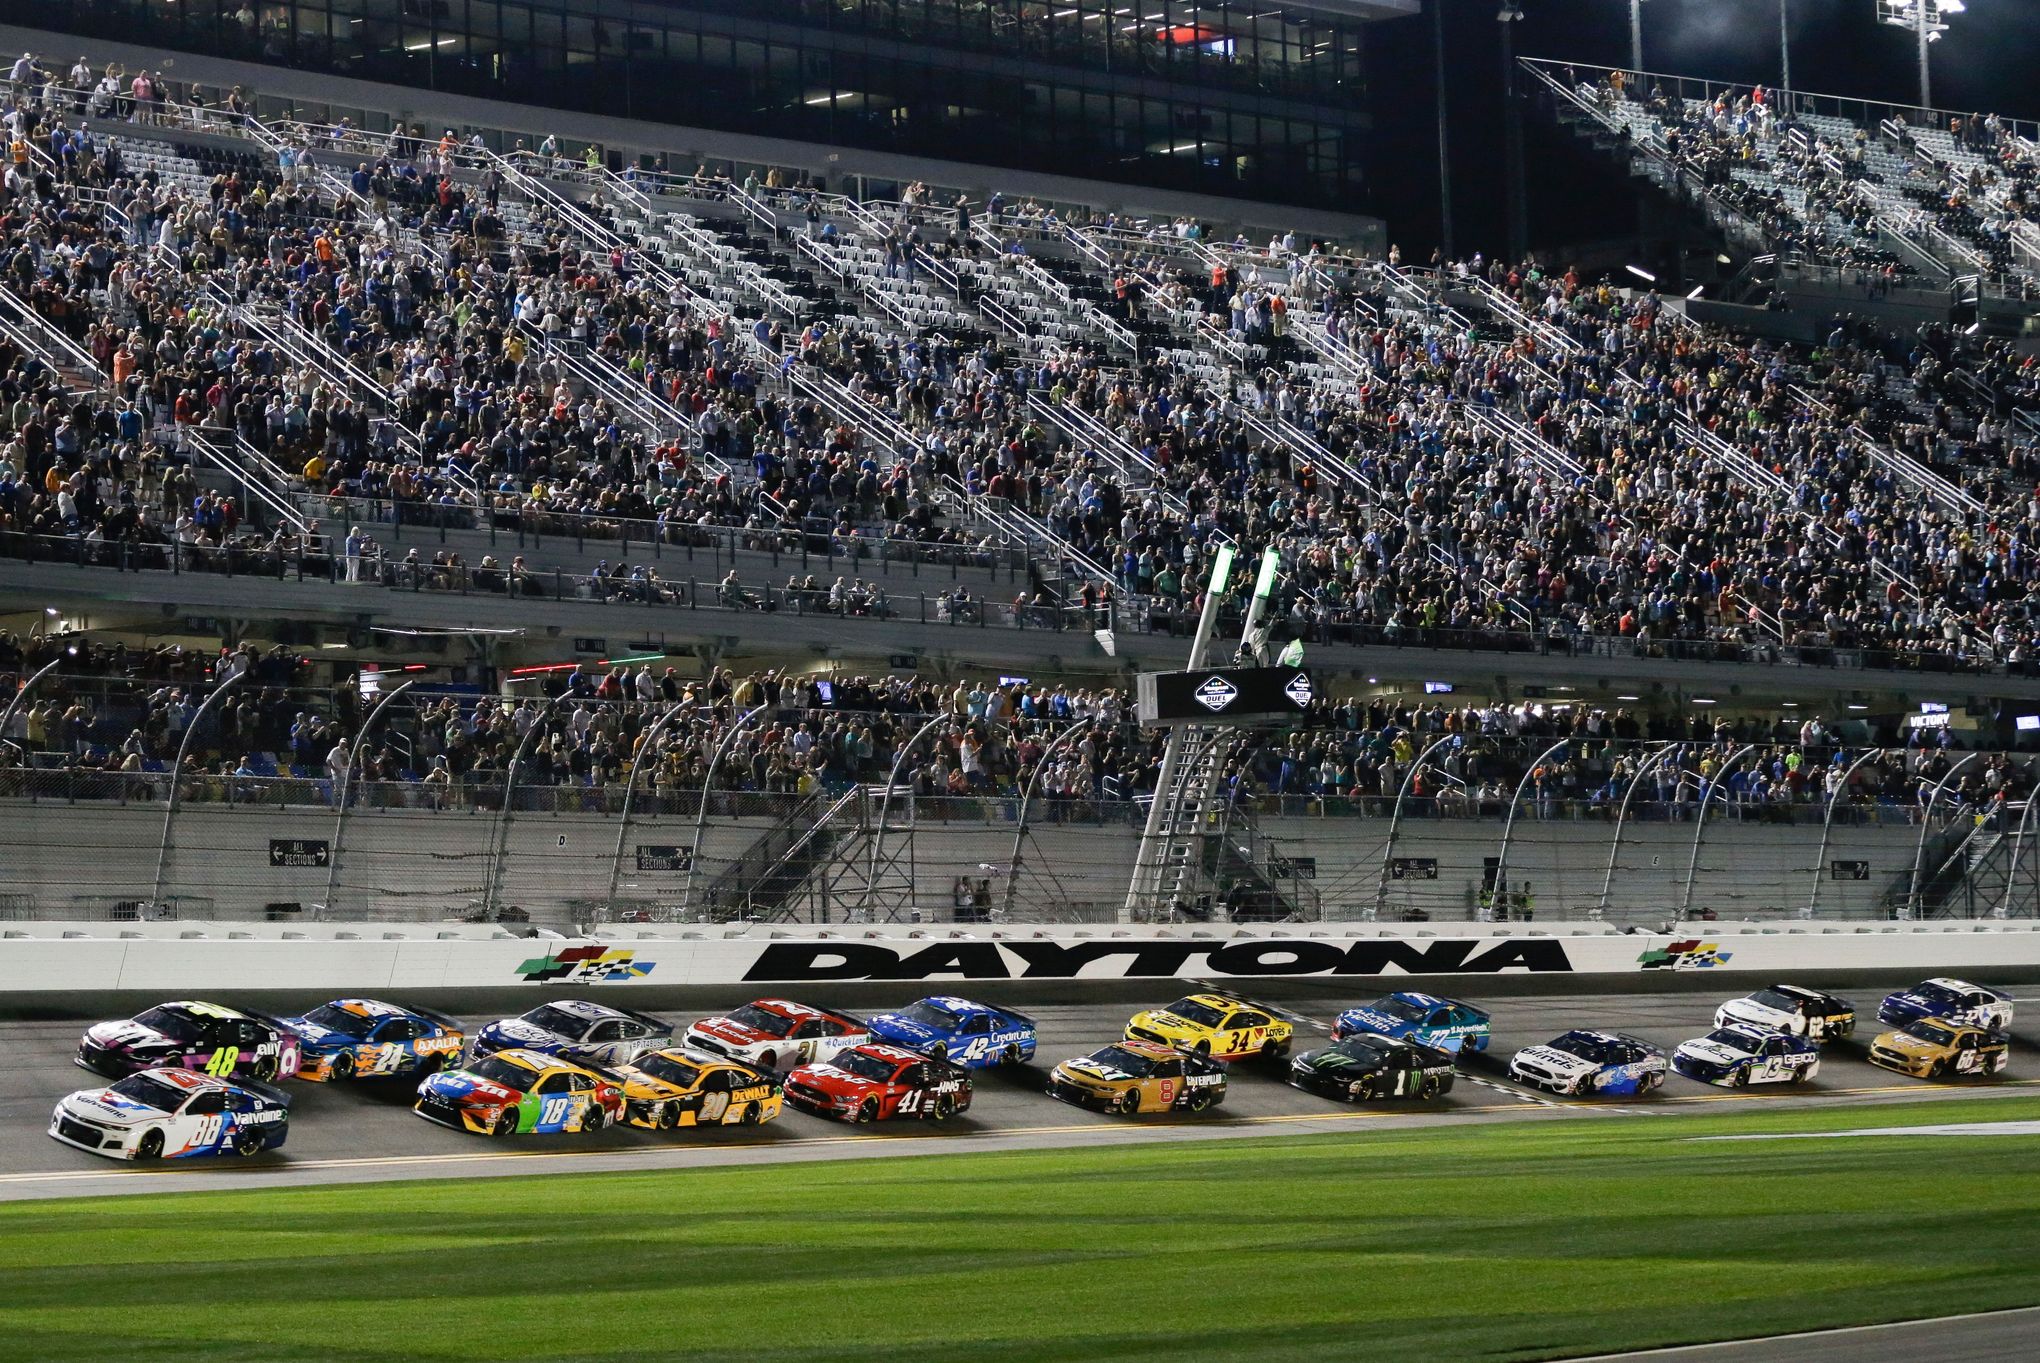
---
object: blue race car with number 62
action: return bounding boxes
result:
[1332,992,1492,1054]
[864,996,1036,1068]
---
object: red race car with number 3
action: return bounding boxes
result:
[783,1043,972,1123]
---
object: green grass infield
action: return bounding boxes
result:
[4,1096,2040,1362]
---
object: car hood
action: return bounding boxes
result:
[1130,1011,1197,1034]
[1057,1059,1132,1084]
[1296,1048,1367,1071]
[867,1016,941,1046]
[615,1069,683,1101]
[281,1019,361,1053]
[795,1064,879,1094]
[83,1020,176,1053]
[689,1018,775,1047]
[1513,1046,1598,1076]
[1337,1009,1411,1036]
[1675,1040,1750,1066]
[1718,1000,1789,1026]
[422,1071,523,1105]
[1873,1031,1946,1056]
[482,1020,564,1048]
[59,1088,161,1126]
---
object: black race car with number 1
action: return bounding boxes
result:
[1289,1032,1458,1102]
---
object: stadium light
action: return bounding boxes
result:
[1876,0,1962,108]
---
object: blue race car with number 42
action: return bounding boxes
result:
[864,996,1037,1068]
[1332,992,1492,1054]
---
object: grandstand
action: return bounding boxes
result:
[2,17,2040,935]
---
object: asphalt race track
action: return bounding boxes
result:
[1571,1305,2040,1362]
[3,984,2036,1203]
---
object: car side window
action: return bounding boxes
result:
[567,1072,595,1092]
[184,1089,226,1115]
[905,1063,931,1085]
[1152,1059,1183,1079]
[1233,1011,1270,1028]
[791,1020,823,1039]
[239,1021,269,1045]
[965,1015,991,1034]
[380,1019,419,1042]
[698,1070,730,1091]
[588,1021,623,1042]
[535,1072,572,1094]
[1959,1034,1977,1050]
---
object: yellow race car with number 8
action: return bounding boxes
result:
[1125,993,1292,1061]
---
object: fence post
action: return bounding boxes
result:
[672,703,767,917]
[482,693,564,921]
[1002,720,1091,919]
[1372,734,1457,917]
[1489,738,1570,922]
[322,679,417,918]
[1680,743,1757,921]
[0,657,62,762]
[1905,751,1983,919]
[862,713,952,919]
[150,670,247,910]
[1998,773,2040,919]
[1804,747,1887,917]
[1597,741,1681,915]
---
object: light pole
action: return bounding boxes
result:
[1499,1,1528,263]
[1433,0,1454,259]
[1628,0,1643,73]
[1876,0,1962,112]
[1779,0,1792,102]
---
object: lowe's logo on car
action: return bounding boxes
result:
[742,937,1573,982]
[1283,673,1314,707]
[1193,676,1239,711]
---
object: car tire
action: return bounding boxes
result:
[925,1044,947,1062]
[741,1102,762,1125]
[1354,1077,1375,1102]
[1194,1041,1211,1058]
[582,1107,607,1135]
[758,1051,777,1072]
[135,1129,164,1161]
[657,1103,678,1130]
[931,1094,957,1121]
[1931,1059,1949,1080]
[331,1052,355,1082]
[252,1056,276,1081]
[855,1097,879,1124]
[235,1126,265,1157]
[1115,1090,1140,1116]
[492,1112,516,1138]
[1261,1037,1289,1062]
[1185,1089,1212,1113]
[1733,1066,1750,1089]
[1002,1044,1021,1066]
[1419,1076,1441,1100]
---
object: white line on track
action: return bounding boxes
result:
[1561,1304,2040,1360]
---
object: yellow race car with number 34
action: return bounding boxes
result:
[610,1047,784,1129]
[1125,993,1292,1061]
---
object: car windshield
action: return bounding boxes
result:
[131,1006,203,1043]
[1549,1034,1613,1062]
[465,1057,536,1090]
[1702,1029,1755,1050]
[831,1050,900,1082]
[1372,997,1428,1023]
[522,1005,594,1039]
[1089,1046,1161,1076]
[1329,1039,1387,1065]
[1902,1021,1958,1046]
[725,1004,794,1038]
[635,1054,702,1088]
[303,1004,379,1038]
[1749,989,1803,1012]
[107,1073,192,1111]
[897,1001,963,1030]
[1907,982,1962,1006]
[1161,998,1227,1027]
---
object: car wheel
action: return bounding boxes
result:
[1354,1077,1375,1102]
[1114,1090,1140,1116]
[741,1102,762,1125]
[235,1126,265,1157]
[1002,1044,1021,1065]
[925,1044,947,1062]
[252,1056,276,1081]
[1185,1088,1212,1113]
[582,1106,608,1135]
[657,1102,678,1130]
[492,1112,516,1138]
[1419,1076,1441,1100]
[758,1051,777,1072]
[1261,1037,1289,1061]
[331,1052,355,1082]
[931,1094,957,1121]
[855,1097,879,1124]
[1194,1041,1211,1058]
[1733,1066,1750,1089]
[1931,1059,1949,1080]
[135,1129,164,1161]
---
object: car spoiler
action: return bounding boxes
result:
[409,1005,467,1032]
[1612,1032,1665,1054]
[612,1006,676,1033]
[817,1006,866,1030]
[239,1008,304,1036]
[239,1077,294,1109]
[993,1006,1037,1028]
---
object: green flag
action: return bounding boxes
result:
[1279,639,1305,667]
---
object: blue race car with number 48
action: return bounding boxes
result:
[864,996,1037,1068]
[1332,992,1492,1054]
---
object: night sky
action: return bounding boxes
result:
[1363,0,2040,261]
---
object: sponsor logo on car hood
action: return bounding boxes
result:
[424,1072,521,1104]
[1719,1000,1789,1026]
[690,1018,770,1047]
[1339,1009,1407,1035]
[483,1020,561,1047]
[63,1090,158,1125]
[868,1016,939,1045]
[1060,1059,1131,1083]
[1514,1046,1598,1076]
[84,1020,174,1053]
[1676,1040,1749,1066]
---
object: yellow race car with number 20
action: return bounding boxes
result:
[1125,993,1292,1061]
[610,1047,784,1129]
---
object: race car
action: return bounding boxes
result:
[49,1067,291,1161]
[784,1043,973,1123]
[1868,1019,2011,1080]
[280,998,466,1081]
[610,1047,783,1130]
[472,1000,672,1066]
[414,1048,625,1136]
[1713,985,1856,1041]
[1290,1032,1458,1102]
[864,996,1036,1068]
[1124,993,1292,1061]
[1876,979,2014,1032]
[1046,1040,1228,1115]
[76,1000,302,1081]
[684,999,867,1071]
[1671,1024,1822,1088]
[1331,992,1492,1054]
[1507,1030,1668,1096]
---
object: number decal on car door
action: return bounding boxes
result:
[203,1046,240,1077]
[539,1097,571,1127]
[700,1092,729,1122]
[896,1089,921,1115]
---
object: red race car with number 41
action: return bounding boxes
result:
[783,1043,972,1123]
